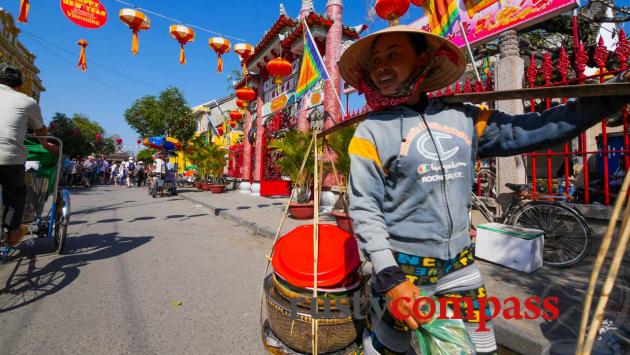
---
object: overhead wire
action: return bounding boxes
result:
[21,29,161,91]
[111,0,249,42]
[21,31,133,98]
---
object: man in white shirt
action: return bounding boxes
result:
[0,63,56,245]
[153,154,166,179]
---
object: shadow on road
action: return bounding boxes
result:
[0,232,152,313]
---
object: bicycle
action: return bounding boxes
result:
[471,182,592,268]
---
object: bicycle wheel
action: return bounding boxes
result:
[53,190,70,254]
[510,202,591,267]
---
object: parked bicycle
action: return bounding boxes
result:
[471,182,591,268]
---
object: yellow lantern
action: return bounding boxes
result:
[169,25,195,65]
[234,43,254,76]
[119,9,151,55]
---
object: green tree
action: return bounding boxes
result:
[136,148,157,163]
[124,87,196,147]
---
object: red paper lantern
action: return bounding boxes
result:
[409,0,426,6]
[229,110,243,121]
[209,37,231,73]
[77,39,88,72]
[217,126,224,136]
[234,43,253,76]
[236,99,247,109]
[50,122,57,130]
[116,137,123,145]
[266,57,293,91]
[228,120,236,128]
[119,9,151,55]
[375,0,410,26]
[95,133,102,140]
[136,139,142,144]
[169,25,195,65]
[236,86,256,107]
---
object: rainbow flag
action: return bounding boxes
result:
[424,0,460,37]
[295,22,329,98]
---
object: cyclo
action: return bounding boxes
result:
[148,151,178,198]
[0,136,70,261]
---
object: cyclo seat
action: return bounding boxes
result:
[505,183,529,193]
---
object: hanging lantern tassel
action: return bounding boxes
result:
[170,25,195,65]
[209,37,231,74]
[77,39,88,72]
[18,0,30,23]
[234,43,253,78]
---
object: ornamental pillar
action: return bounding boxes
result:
[251,77,265,196]
[320,0,344,213]
[300,0,314,20]
[324,0,343,129]
[240,106,253,193]
[495,30,526,215]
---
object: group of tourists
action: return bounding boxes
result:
[61,155,148,188]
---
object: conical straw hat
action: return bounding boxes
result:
[338,25,466,93]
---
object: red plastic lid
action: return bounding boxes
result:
[272,224,360,288]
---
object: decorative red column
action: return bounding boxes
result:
[320,0,343,212]
[324,0,343,129]
[240,106,253,193]
[252,76,265,196]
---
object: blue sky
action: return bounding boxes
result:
[3,1,624,151]
[3,0,425,152]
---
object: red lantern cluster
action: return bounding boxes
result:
[267,57,292,91]
[236,86,256,107]
[229,110,243,121]
[375,0,410,26]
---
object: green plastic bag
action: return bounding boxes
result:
[414,299,477,355]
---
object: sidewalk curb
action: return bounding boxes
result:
[181,192,277,239]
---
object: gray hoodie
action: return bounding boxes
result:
[349,78,629,274]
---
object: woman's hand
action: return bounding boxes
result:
[385,280,431,330]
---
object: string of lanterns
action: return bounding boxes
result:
[15,1,255,73]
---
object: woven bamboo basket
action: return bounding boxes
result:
[272,272,363,308]
[264,274,365,354]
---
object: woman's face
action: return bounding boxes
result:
[368,33,427,95]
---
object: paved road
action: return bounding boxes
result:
[0,186,271,354]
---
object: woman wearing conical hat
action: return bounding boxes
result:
[340,25,630,354]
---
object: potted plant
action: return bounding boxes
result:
[188,136,213,191]
[325,126,355,232]
[268,130,315,219]
[206,143,227,193]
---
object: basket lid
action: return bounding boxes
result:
[272,224,360,288]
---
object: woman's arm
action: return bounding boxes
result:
[348,125,397,274]
[477,74,630,158]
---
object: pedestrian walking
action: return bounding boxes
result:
[136,161,146,187]
[339,25,630,355]
[82,156,95,187]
